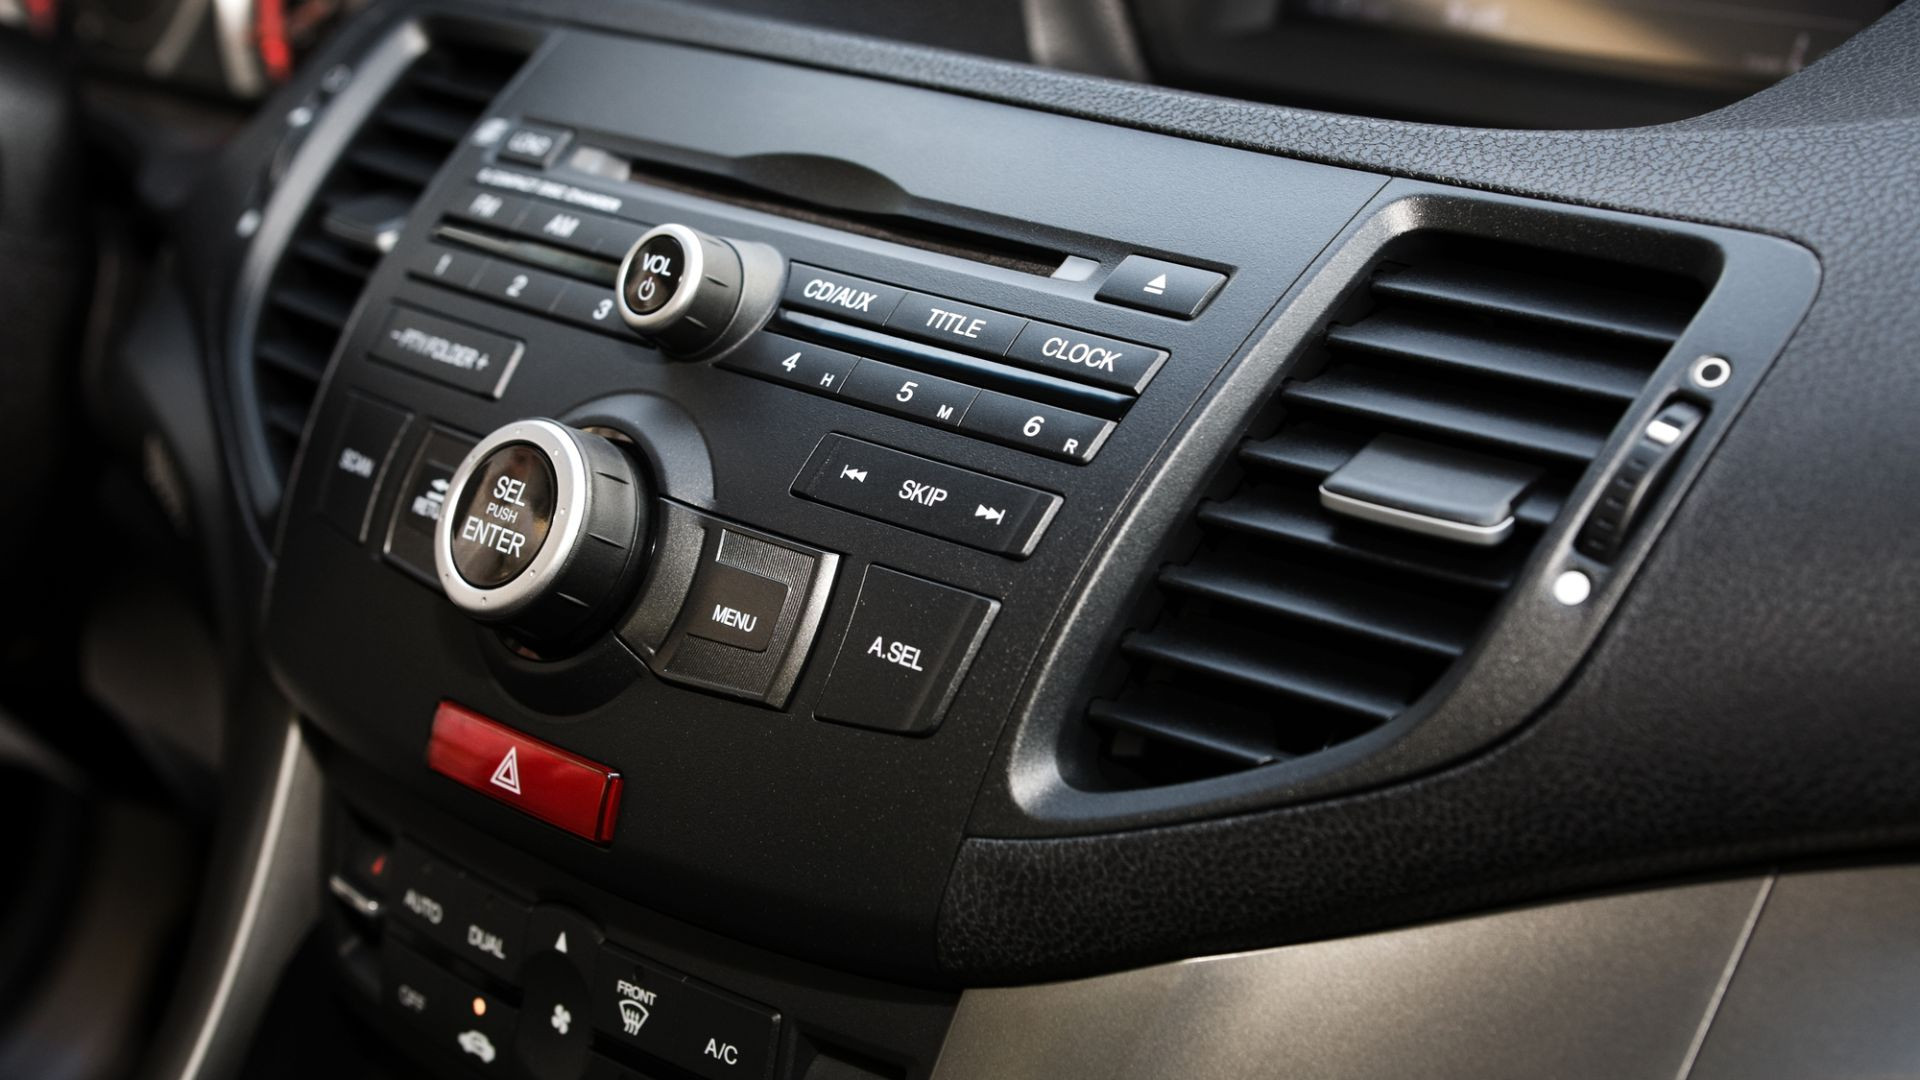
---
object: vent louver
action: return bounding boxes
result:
[249,36,526,520]
[1086,236,1708,788]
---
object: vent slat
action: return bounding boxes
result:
[1239,422,1370,477]
[255,336,328,384]
[1087,697,1283,769]
[345,143,440,189]
[267,284,353,331]
[1373,260,1691,344]
[1121,630,1408,723]
[289,235,376,281]
[376,101,472,146]
[1159,560,1475,659]
[1284,365,1610,464]
[1326,309,1653,403]
[1197,492,1519,592]
[407,66,508,107]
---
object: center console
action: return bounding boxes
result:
[242,11,1817,1080]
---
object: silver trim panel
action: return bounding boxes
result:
[931,877,1770,1080]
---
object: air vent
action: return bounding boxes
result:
[1085,235,1708,788]
[249,36,526,520]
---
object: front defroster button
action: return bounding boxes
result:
[816,568,998,735]
[426,701,624,843]
[593,947,780,1080]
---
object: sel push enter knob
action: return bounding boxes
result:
[614,223,747,355]
[435,419,650,648]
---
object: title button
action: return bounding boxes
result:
[884,292,1024,356]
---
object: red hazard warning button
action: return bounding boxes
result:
[425,701,623,843]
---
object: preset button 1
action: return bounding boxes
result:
[816,567,998,735]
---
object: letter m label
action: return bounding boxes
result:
[936,404,955,420]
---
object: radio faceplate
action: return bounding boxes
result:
[264,24,1385,977]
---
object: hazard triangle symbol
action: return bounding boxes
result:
[490,747,522,795]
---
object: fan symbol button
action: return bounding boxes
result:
[550,1003,571,1036]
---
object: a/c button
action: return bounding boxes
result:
[815,567,998,735]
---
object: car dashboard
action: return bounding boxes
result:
[6,1,1920,1079]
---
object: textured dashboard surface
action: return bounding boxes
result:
[349,0,1920,979]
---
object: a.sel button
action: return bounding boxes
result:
[1006,321,1167,393]
[884,292,1025,356]
[782,264,906,328]
[840,359,977,427]
[816,567,998,735]
[794,435,1060,558]
[593,948,779,1080]
[370,307,523,399]
[959,391,1115,465]
[719,333,859,395]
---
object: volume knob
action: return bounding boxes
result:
[615,223,744,356]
